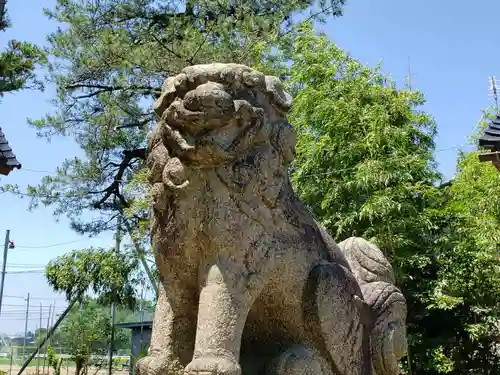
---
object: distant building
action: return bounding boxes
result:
[115,320,152,375]
[479,113,500,169]
[0,128,21,175]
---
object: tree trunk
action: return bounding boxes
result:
[75,359,84,375]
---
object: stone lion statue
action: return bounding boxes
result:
[137,64,407,375]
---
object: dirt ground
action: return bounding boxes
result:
[0,365,130,375]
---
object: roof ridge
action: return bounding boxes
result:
[0,129,21,175]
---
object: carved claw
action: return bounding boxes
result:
[184,355,241,375]
[136,355,184,375]
[164,178,190,191]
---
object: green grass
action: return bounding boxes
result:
[0,357,129,368]
[0,358,40,367]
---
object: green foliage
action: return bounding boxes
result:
[40,298,152,359]
[288,25,500,373]
[24,4,500,374]
[47,346,63,375]
[45,247,141,308]
[0,39,46,95]
[417,153,500,374]
[35,327,48,341]
[18,0,348,327]
[0,2,46,97]
[289,23,440,264]
[55,299,129,375]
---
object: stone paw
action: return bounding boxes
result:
[136,355,184,375]
[184,355,242,375]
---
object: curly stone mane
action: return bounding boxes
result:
[146,63,295,187]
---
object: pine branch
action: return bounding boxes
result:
[65,83,161,99]
[93,148,146,209]
[114,118,151,130]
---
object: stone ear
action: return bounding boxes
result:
[265,75,293,113]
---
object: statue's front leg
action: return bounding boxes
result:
[136,266,198,375]
[184,262,261,375]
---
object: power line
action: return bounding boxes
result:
[13,239,87,249]
[0,309,66,313]
[1,144,480,198]
[11,133,483,178]
[0,304,56,308]
[3,295,66,301]
[2,312,64,317]
[3,190,97,199]
[20,168,57,174]
[0,264,47,268]
[5,270,44,275]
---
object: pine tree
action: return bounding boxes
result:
[0,0,45,97]
[24,0,346,242]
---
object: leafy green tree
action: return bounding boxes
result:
[414,152,500,374]
[288,25,500,374]
[35,328,48,342]
[286,24,445,373]
[9,0,347,306]
[288,23,440,264]
[56,299,130,375]
[47,346,63,375]
[45,247,141,308]
[15,0,347,310]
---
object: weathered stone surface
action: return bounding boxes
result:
[338,238,408,375]
[137,64,407,375]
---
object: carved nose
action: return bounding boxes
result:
[183,82,235,119]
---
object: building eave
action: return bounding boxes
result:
[0,128,21,175]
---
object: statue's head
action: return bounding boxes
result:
[147,64,296,209]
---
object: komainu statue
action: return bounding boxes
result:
[137,64,407,375]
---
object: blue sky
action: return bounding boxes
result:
[0,0,496,333]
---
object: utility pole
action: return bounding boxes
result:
[42,305,51,375]
[108,215,121,375]
[22,293,30,361]
[408,56,412,92]
[0,229,10,316]
[48,301,56,347]
[122,218,158,298]
[36,303,41,374]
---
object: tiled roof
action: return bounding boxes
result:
[0,127,21,175]
[479,114,500,151]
